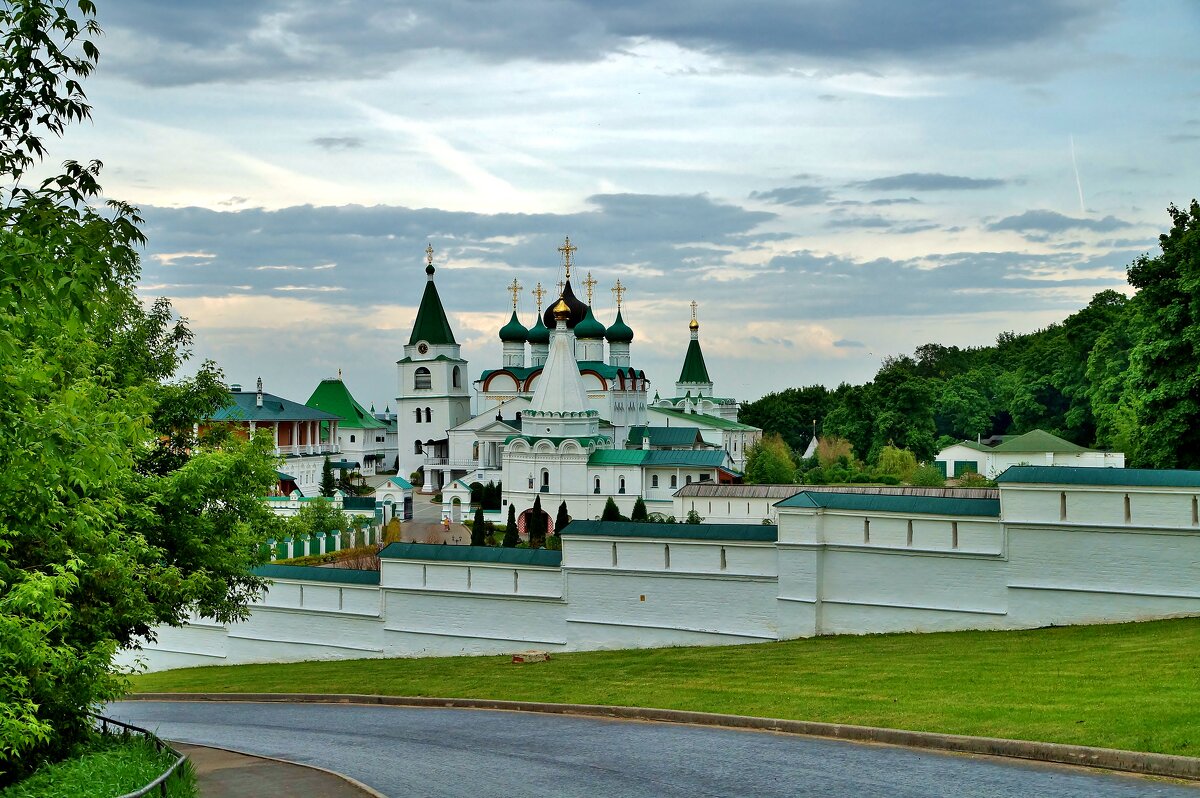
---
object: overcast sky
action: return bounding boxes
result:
[51,0,1200,410]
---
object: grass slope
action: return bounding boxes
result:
[132,617,1200,756]
[1,735,195,798]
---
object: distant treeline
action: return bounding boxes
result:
[740,201,1200,470]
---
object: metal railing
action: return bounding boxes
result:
[90,713,189,798]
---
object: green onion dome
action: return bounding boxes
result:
[574,305,606,339]
[605,308,634,343]
[526,314,550,345]
[499,310,528,343]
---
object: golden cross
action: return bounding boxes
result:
[425,243,434,267]
[557,236,577,280]
[583,271,598,305]
[507,278,523,311]
[690,300,698,321]
[556,279,565,296]
[531,281,547,312]
[611,279,626,310]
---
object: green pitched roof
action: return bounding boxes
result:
[627,426,704,448]
[777,491,1000,517]
[650,407,759,431]
[379,542,562,567]
[644,449,727,468]
[678,338,711,384]
[407,272,457,346]
[995,466,1200,487]
[947,440,993,453]
[990,429,1093,454]
[561,520,777,542]
[305,379,386,429]
[211,390,340,423]
[252,564,380,585]
[589,449,648,465]
[386,476,414,490]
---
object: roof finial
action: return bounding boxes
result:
[338,367,342,379]
[531,281,547,312]
[689,300,699,331]
[611,278,626,310]
[425,243,435,276]
[557,235,577,281]
[583,271,598,305]
[556,279,565,296]
[507,278,523,311]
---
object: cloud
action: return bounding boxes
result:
[987,210,1133,234]
[834,338,865,348]
[850,173,1006,191]
[749,185,832,207]
[100,0,1111,86]
[312,136,365,151]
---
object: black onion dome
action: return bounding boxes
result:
[542,280,588,330]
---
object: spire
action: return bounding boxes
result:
[529,301,589,415]
[407,245,457,346]
[677,302,711,384]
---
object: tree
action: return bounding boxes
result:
[319,456,336,497]
[601,497,624,522]
[529,495,547,548]
[289,498,348,541]
[471,505,486,546]
[685,509,704,524]
[1126,201,1200,467]
[555,501,570,536]
[744,433,795,484]
[815,436,854,469]
[910,464,947,487]
[875,445,918,482]
[0,1,276,781]
[503,504,519,548]
[630,497,648,522]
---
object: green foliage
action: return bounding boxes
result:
[0,1,274,782]
[601,497,624,522]
[875,445,918,482]
[0,733,196,798]
[955,472,997,488]
[555,501,570,535]
[685,509,704,524]
[910,464,947,487]
[319,456,336,497]
[503,505,518,548]
[743,433,796,484]
[739,385,829,453]
[1126,201,1200,467]
[471,506,486,546]
[528,496,547,549]
[630,497,648,522]
[286,498,348,541]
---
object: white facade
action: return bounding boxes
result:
[126,467,1200,672]
[937,440,1126,479]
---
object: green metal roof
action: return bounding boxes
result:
[645,449,727,467]
[305,379,387,430]
[211,390,341,423]
[574,305,607,339]
[561,520,778,542]
[777,491,1000,517]
[252,564,381,585]
[627,426,704,448]
[589,449,648,465]
[379,542,563,567]
[396,354,467,365]
[650,407,759,431]
[385,476,414,490]
[606,308,634,343]
[995,466,1200,487]
[407,272,457,346]
[946,440,992,453]
[990,429,1093,454]
[480,360,645,385]
[499,310,528,343]
[678,338,711,384]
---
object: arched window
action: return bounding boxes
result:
[414,367,431,390]
[618,477,626,494]
[670,475,677,489]
[414,440,423,454]
[349,434,356,443]
[651,474,659,488]
[414,408,422,423]
[452,366,461,388]
[424,407,432,423]
[541,469,550,491]
[594,477,601,494]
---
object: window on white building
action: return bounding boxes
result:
[651,474,659,488]
[414,440,423,454]
[415,368,432,390]
[424,407,432,423]
[452,366,461,388]
[670,475,677,489]
[350,434,355,443]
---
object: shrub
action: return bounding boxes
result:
[910,464,947,487]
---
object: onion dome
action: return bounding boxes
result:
[574,306,606,339]
[689,316,699,331]
[499,311,528,343]
[550,297,572,321]
[527,314,550,345]
[606,308,634,343]
[542,280,588,330]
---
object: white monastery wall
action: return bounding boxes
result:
[123,478,1200,672]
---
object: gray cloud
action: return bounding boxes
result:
[312,136,365,150]
[987,209,1132,234]
[834,338,865,348]
[101,0,1110,86]
[850,173,1006,191]
[749,185,832,206]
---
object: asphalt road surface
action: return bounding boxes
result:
[108,701,1195,798]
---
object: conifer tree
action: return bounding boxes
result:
[602,496,624,522]
[530,494,547,548]
[319,455,336,497]
[503,503,519,548]
[631,497,648,521]
[471,505,486,546]
[555,501,570,537]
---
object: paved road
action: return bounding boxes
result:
[108,701,1195,798]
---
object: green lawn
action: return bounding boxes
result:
[1,734,195,798]
[131,617,1200,757]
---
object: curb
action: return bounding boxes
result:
[129,692,1200,782]
[173,740,388,798]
